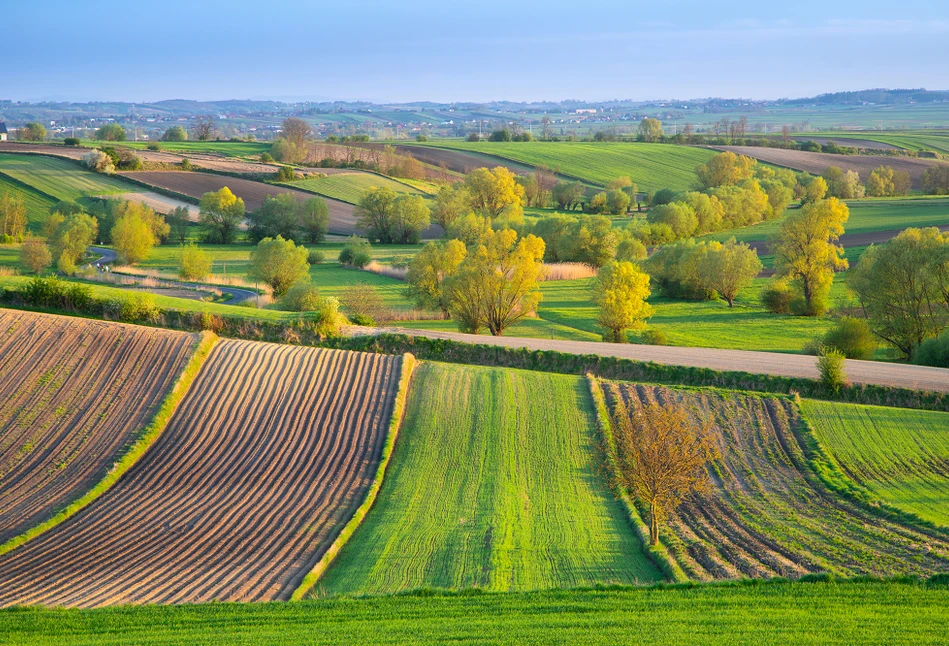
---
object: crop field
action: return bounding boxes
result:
[0,174,57,231]
[317,362,661,595]
[80,140,273,157]
[801,400,949,526]
[603,382,949,580]
[0,309,194,544]
[0,154,142,202]
[423,141,718,191]
[0,341,402,607]
[393,144,534,176]
[2,582,948,645]
[289,171,425,204]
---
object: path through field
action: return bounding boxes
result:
[0,340,401,607]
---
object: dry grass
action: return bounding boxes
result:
[115,266,271,294]
[363,261,408,281]
[88,270,224,299]
[0,267,19,277]
[541,263,598,281]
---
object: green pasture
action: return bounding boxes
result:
[0,174,57,231]
[287,171,425,204]
[0,154,141,202]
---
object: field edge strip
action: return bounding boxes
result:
[586,375,688,583]
[290,352,418,601]
[0,330,220,558]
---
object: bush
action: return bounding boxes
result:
[761,279,792,314]
[651,188,678,206]
[639,328,668,345]
[109,292,160,323]
[338,237,373,268]
[391,254,413,269]
[276,165,298,182]
[147,143,161,151]
[22,275,93,310]
[260,152,275,163]
[818,348,848,393]
[914,331,949,367]
[281,281,324,312]
[342,283,390,326]
[822,317,877,360]
[177,242,212,281]
[63,137,81,146]
[180,158,193,171]
[307,249,325,265]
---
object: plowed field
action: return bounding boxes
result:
[604,383,949,581]
[0,340,401,607]
[0,309,194,544]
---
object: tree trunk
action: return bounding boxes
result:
[650,500,659,546]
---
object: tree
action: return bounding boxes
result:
[695,151,756,189]
[405,240,467,314]
[95,123,126,142]
[681,192,724,234]
[281,117,311,150]
[552,181,585,210]
[771,198,849,316]
[167,206,191,245]
[111,210,157,265]
[593,261,653,342]
[248,236,309,296]
[18,122,46,141]
[20,239,52,274]
[848,227,949,358]
[0,193,28,242]
[489,128,511,142]
[271,138,306,164]
[445,229,545,335]
[356,188,430,244]
[342,283,391,326]
[867,165,911,197]
[199,187,245,244]
[697,238,763,307]
[299,197,329,243]
[49,212,98,274]
[111,201,168,243]
[610,397,716,546]
[431,183,472,229]
[81,149,115,174]
[606,189,631,215]
[162,125,188,142]
[249,193,299,242]
[637,118,664,143]
[177,242,212,280]
[587,192,609,214]
[464,167,525,217]
[648,202,698,239]
[923,165,949,195]
[191,116,216,141]
[557,216,618,267]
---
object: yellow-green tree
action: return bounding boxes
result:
[593,261,653,342]
[804,176,828,203]
[637,117,664,142]
[697,238,763,307]
[20,239,52,274]
[112,211,157,265]
[771,197,849,315]
[695,151,756,189]
[431,183,472,229]
[50,213,98,274]
[405,239,467,315]
[177,242,213,281]
[249,235,310,296]
[464,166,525,217]
[199,187,245,244]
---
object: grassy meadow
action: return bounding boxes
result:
[317,362,661,595]
[288,172,426,204]
[0,174,57,232]
[0,154,142,202]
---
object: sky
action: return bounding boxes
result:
[6,0,949,103]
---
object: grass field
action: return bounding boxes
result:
[288,172,425,204]
[77,140,272,157]
[317,362,661,595]
[423,141,718,192]
[2,582,947,645]
[801,400,949,526]
[0,174,57,231]
[0,154,142,203]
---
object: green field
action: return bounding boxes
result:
[288,171,425,204]
[802,400,949,526]
[423,141,717,192]
[75,139,272,157]
[2,582,947,645]
[0,154,142,202]
[317,362,661,595]
[0,174,57,231]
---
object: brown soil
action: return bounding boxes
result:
[605,383,949,581]
[0,309,194,544]
[388,145,533,175]
[713,145,945,190]
[0,340,401,608]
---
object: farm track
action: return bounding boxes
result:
[0,340,401,608]
[0,309,193,544]
[604,383,949,580]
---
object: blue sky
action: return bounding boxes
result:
[6,0,948,103]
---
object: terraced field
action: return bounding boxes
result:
[802,400,949,526]
[0,174,57,231]
[603,383,949,580]
[0,154,141,202]
[422,141,718,191]
[0,340,402,607]
[0,309,194,544]
[317,362,661,596]
[288,172,425,204]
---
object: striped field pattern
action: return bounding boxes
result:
[0,340,401,607]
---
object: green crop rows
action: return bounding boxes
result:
[0,154,141,202]
[289,172,424,204]
[0,173,57,231]
[317,361,661,595]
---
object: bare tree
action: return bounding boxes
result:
[541,115,552,141]
[281,117,311,149]
[191,115,216,141]
[610,395,717,546]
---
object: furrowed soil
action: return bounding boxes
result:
[603,383,949,581]
[0,309,194,544]
[0,340,401,608]
[316,362,661,596]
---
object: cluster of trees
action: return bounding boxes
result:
[644,238,762,306]
[866,165,911,197]
[271,117,311,164]
[38,211,98,273]
[0,193,28,243]
[247,193,329,244]
[17,122,47,141]
[95,123,126,142]
[356,187,430,244]
[923,165,949,195]
[162,125,188,142]
[821,166,865,199]
[198,187,245,244]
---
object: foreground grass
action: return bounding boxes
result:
[317,362,661,595]
[2,582,948,645]
[802,400,949,526]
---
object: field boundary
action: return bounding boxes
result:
[587,375,688,583]
[290,352,418,600]
[0,330,219,557]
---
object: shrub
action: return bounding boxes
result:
[651,188,678,206]
[180,158,193,171]
[147,143,161,151]
[391,254,413,269]
[914,331,949,367]
[109,292,160,323]
[81,149,115,174]
[307,249,325,265]
[260,152,275,163]
[20,239,52,274]
[177,242,212,281]
[276,165,298,182]
[281,281,324,312]
[342,283,390,326]
[817,348,848,393]
[63,137,81,146]
[761,279,792,314]
[338,237,373,268]
[22,275,92,310]
[822,317,877,360]
[640,328,668,345]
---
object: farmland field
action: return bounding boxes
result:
[420,141,718,192]
[288,171,425,204]
[801,400,949,526]
[0,309,194,544]
[603,382,949,580]
[0,153,143,202]
[0,174,57,231]
[0,341,402,607]
[317,362,661,595]
[1,582,948,645]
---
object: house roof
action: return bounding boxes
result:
[0,123,6,134]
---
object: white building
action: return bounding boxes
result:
[0,123,6,141]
